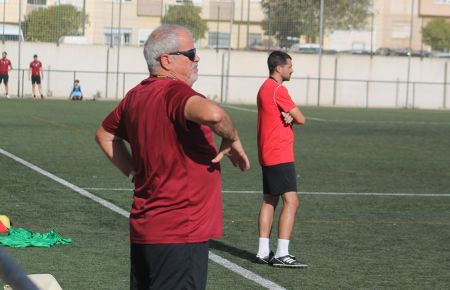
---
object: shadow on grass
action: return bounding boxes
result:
[210,239,260,264]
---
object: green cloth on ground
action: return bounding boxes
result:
[0,228,72,248]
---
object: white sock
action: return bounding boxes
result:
[275,239,290,258]
[257,237,270,257]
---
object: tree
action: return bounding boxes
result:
[162,0,208,41]
[22,5,87,42]
[260,0,372,48]
[422,18,450,52]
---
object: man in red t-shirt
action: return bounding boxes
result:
[95,24,250,290]
[28,54,44,99]
[256,51,307,268]
[0,51,13,98]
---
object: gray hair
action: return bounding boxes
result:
[143,24,192,72]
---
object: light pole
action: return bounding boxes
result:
[317,0,324,107]
[18,0,22,98]
[115,0,123,99]
[2,0,6,44]
[405,0,415,108]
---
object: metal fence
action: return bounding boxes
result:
[0,0,449,108]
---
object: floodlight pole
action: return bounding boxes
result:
[106,0,114,99]
[82,0,86,35]
[224,0,235,103]
[2,0,6,44]
[18,0,22,98]
[370,0,374,57]
[246,0,250,48]
[237,0,243,49]
[317,0,324,107]
[405,0,414,109]
[115,0,123,100]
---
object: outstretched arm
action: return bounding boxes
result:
[184,95,250,171]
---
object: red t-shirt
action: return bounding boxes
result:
[0,58,11,74]
[257,78,297,166]
[29,60,42,76]
[102,77,223,244]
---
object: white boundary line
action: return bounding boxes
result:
[222,104,450,126]
[84,188,450,197]
[84,187,133,191]
[208,252,286,290]
[224,190,450,197]
[222,104,325,122]
[0,148,129,218]
[0,147,285,290]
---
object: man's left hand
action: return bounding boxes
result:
[212,139,250,171]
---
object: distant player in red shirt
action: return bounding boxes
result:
[0,51,13,98]
[28,54,44,99]
[256,51,307,268]
[95,24,250,290]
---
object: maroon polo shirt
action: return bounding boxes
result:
[29,60,42,76]
[102,77,222,244]
[0,58,11,74]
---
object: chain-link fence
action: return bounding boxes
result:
[0,0,449,108]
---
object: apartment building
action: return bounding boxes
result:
[0,0,449,51]
[85,0,265,48]
[0,0,265,48]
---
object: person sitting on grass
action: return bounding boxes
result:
[69,79,83,101]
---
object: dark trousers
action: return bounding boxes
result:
[130,242,209,290]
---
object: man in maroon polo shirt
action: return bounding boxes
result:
[0,51,12,98]
[95,24,250,290]
[28,54,44,99]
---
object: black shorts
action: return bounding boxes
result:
[262,162,297,196]
[31,75,41,85]
[0,74,8,85]
[130,242,209,290]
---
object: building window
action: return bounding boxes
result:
[435,0,450,3]
[27,0,47,5]
[391,22,410,39]
[137,0,162,16]
[247,33,262,46]
[176,0,201,3]
[208,32,230,48]
[104,28,132,46]
[59,0,84,9]
[138,29,153,46]
[209,0,233,20]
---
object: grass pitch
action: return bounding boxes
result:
[1,99,450,289]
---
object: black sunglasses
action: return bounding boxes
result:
[167,48,197,61]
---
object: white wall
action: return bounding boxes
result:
[1,41,449,109]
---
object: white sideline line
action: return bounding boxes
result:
[84,187,133,191]
[222,104,257,113]
[209,252,286,290]
[222,104,450,126]
[0,148,129,218]
[325,119,450,126]
[0,147,284,290]
[222,104,325,121]
[224,190,450,197]
[84,188,450,197]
